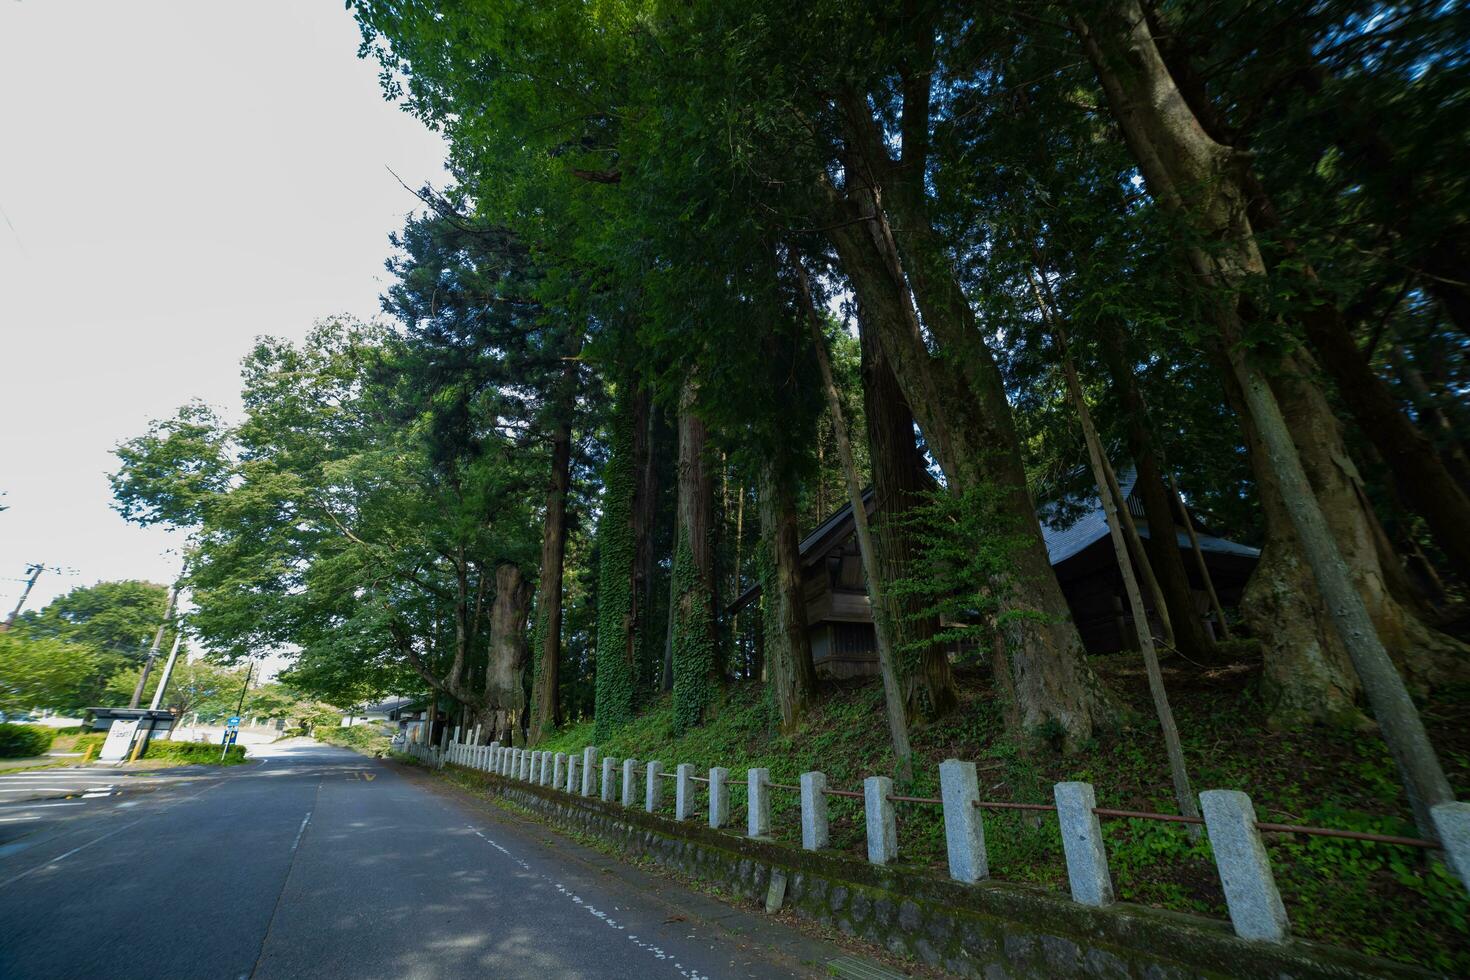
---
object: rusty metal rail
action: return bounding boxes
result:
[888,794,943,805]
[974,800,1056,813]
[821,787,864,800]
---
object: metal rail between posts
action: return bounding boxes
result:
[888,794,942,805]
[767,780,800,792]
[1086,805,1436,848]
[688,775,710,784]
[821,787,864,800]
[973,800,1057,813]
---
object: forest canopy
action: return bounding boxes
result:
[112,0,1468,862]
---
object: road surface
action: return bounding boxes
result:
[0,740,854,979]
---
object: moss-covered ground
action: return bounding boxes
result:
[536,657,1470,973]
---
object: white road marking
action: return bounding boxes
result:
[467,824,710,980]
[291,810,312,852]
[0,779,224,888]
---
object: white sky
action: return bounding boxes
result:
[0,2,446,625]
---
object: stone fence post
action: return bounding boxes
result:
[675,764,696,820]
[709,767,729,829]
[1055,781,1113,908]
[800,771,829,851]
[622,759,640,808]
[747,769,771,838]
[1200,790,1288,942]
[646,760,664,813]
[939,760,987,883]
[553,752,567,789]
[864,776,897,865]
[1431,801,1470,894]
[566,755,580,794]
[602,757,618,802]
[582,746,599,796]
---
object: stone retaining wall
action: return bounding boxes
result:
[437,763,1427,980]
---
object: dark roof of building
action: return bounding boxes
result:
[730,466,1258,611]
[1038,467,1259,565]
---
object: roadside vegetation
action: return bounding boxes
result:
[315,725,393,756]
[536,664,1470,973]
[99,1,1470,971]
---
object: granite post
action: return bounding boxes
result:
[747,768,771,838]
[864,776,897,865]
[1431,801,1470,894]
[602,757,618,802]
[646,760,664,813]
[1055,781,1113,908]
[582,746,598,797]
[622,759,640,808]
[1200,789,1289,942]
[940,759,988,883]
[675,764,695,821]
[709,767,730,829]
[800,771,829,851]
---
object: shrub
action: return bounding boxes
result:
[0,724,56,758]
[140,740,247,765]
[315,724,393,755]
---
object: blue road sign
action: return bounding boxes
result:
[226,716,241,727]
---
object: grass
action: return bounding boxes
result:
[533,656,1470,973]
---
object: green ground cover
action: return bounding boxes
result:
[534,660,1470,973]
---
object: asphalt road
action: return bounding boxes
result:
[0,740,848,980]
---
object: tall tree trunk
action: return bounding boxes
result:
[858,307,958,719]
[670,377,719,732]
[821,169,1115,750]
[1092,314,1217,660]
[1296,306,1470,577]
[1078,0,1456,839]
[1033,272,1199,832]
[759,461,819,731]
[631,387,661,695]
[593,393,639,739]
[1170,475,1231,640]
[529,332,582,743]
[797,257,914,778]
[485,562,532,735]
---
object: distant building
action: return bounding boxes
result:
[730,469,1259,677]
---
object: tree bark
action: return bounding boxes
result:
[798,259,914,778]
[857,308,958,719]
[670,377,719,730]
[1077,0,1456,839]
[1033,271,1200,831]
[758,461,819,731]
[631,387,660,695]
[820,167,1115,750]
[1092,314,1217,660]
[529,331,582,742]
[484,562,532,733]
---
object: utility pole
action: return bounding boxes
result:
[1,563,45,632]
[221,663,253,762]
[129,583,178,708]
[147,631,185,711]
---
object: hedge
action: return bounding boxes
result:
[0,724,56,759]
[140,740,248,765]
